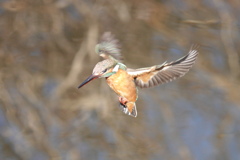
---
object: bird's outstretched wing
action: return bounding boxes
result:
[127,45,199,88]
[95,32,123,62]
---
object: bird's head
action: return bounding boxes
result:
[78,59,118,89]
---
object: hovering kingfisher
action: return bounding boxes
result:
[78,32,198,117]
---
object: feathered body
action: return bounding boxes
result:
[106,68,138,116]
[78,32,199,117]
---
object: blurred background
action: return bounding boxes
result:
[0,0,240,160]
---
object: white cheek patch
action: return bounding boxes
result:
[112,64,119,72]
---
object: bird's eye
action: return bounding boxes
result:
[102,69,107,73]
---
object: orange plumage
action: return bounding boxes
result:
[106,69,137,102]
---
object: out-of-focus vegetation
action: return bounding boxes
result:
[0,0,240,160]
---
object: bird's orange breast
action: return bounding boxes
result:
[106,69,137,102]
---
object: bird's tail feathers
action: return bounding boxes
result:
[119,102,137,117]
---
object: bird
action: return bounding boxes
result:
[78,32,199,117]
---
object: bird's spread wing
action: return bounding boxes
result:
[127,45,199,88]
[95,32,123,62]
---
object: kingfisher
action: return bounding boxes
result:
[78,32,198,117]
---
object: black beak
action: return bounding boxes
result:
[78,74,99,89]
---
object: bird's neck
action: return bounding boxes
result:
[103,63,127,78]
[117,62,127,70]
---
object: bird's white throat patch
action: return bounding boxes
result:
[112,64,120,72]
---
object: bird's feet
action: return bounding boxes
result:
[119,96,128,105]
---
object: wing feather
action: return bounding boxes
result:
[95,32,123,62]
[127,45,199,88]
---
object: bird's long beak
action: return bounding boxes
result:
[78,74,99,89]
